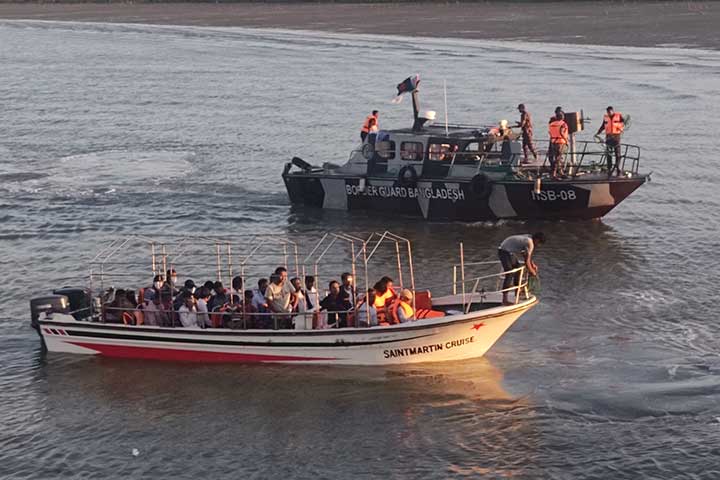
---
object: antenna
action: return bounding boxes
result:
[443,79,449,135]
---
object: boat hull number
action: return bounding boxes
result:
[531,189,577,201]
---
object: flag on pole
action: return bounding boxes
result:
[391,74,420,104]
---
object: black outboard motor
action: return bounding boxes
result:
[291,156,314,172]
[30,295,70,331]
[53,287,92,321]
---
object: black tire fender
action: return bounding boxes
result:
[362,143,375,160]
[470,173,492,199]
[398,165,419,187]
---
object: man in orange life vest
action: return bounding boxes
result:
[548,111,569,179]
[596,106,625,176]
[360,110,379,142]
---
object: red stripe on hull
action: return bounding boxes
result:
[67,341,337,363]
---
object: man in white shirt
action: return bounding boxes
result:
[290,277,311,330]
[266,272,293,328]
[177,296,199,328]
[195,286,212,328]
[252,278,269,312]
[497,232,545,305]
[355,289,378,327]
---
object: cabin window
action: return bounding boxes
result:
[376,141,396,160]
[400,142,423,161]
[457,142,483,164]
[429,143,456,161]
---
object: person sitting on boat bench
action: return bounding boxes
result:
[390,289,415,324]
[266,272,293,329]
[339,272,356,309]
[164,269,179,297]
[355,289,378,327]
[373,276,396,323]
[178,295,199,328]
[497,232,545,305]
[321,280,347,328]
[195,286,212,328]
[143,289,170,327]
[208,281,228,312]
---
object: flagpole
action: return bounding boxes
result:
[444,79,449,135]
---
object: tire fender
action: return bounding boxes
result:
[398,165,419,187]
[470,173,492,199]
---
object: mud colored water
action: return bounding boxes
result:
[1,21,719,479]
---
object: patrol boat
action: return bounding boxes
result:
[282,77,649,221]
[29,232,537,366]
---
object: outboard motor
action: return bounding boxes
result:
[53,287,92,321]
[30,295,70,331]
[291,156,314,172]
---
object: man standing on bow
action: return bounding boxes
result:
[596,106,625,177]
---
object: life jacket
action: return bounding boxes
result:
[373,287,396,310]
[210,304,230,328]
[361,114,378,133]
[389,299,414,324]
[604,112,624,135]
[548,119,568,144]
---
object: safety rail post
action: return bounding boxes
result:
[460,242,466,312]
[515,266,524,304]
[227,243,233,305]
[215,243,222,282]
[452,265,457,295]
[465,277,481,314]
[161,244,167,283]
[394,240,403,289]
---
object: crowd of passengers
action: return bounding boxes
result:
[102,267,418,329]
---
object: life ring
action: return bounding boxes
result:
[470,174,492,199]
[398,165,419,187]
[362,143,375,160]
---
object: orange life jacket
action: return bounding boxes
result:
[389,299,414,324]
[361,114,378,133]
[548,120,568,144]
[604,112,624,135]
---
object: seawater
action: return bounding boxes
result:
[1,21,720,479]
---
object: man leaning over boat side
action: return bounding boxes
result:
[497,232,545,306]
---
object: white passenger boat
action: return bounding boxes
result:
[30,232,537,365]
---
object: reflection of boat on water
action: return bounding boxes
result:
[29,232,537,365]
[283,76,649,221]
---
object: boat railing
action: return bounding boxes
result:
[72,233,532,331]
[94,262,532,330]
[520,140,641,176]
